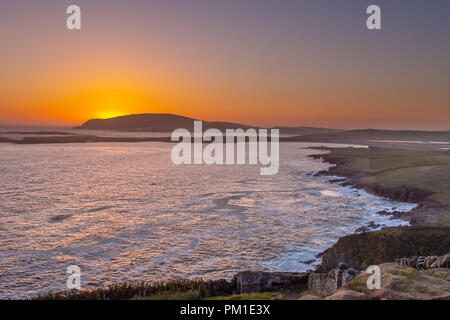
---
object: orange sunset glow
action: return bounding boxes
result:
[1,1,449,129]
[43,89,164,124]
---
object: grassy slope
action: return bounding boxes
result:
[342,263,450,300]
[321,148,450,206]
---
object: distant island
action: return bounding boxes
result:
[72,113,341,136]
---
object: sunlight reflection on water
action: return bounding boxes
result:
[0,142,415,298]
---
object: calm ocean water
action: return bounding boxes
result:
[0,141,415,299]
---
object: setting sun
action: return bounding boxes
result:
[40,88,165,124]
[95,110,127,120]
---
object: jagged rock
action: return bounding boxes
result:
[366,221,382,229]
[364,184,433,204]
[355,226,370,233]
[234,271,308,294]
[328,178,346,184]
[302,259,316,265]
[377,210,408,219]
[355,221,387,233]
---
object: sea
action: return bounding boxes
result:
[0,134,416,299]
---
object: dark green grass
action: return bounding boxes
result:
[325,148,450,206]
[34,278,234,300]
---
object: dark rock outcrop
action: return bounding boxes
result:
[355,221,385,233]
[316,226,450,273]
[361,183,433,204]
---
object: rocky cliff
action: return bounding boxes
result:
[316,226,450,273]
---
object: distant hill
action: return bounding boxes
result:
[73,114,253,132]
[73,113,337,135]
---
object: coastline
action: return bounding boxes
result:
[308,146,450,227]
[34,145,450,300]
[262,167,417,273]
[7,143,449,299]
[297,147,419,271]
[307,146,450,275]
[309,147,420,227]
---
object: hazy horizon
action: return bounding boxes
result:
[0,112,449,132]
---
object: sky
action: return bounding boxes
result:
[0,0,449,130]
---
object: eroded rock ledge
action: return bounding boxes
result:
[316,226,450,273]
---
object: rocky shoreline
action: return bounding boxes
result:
[315,226,450,273]
[290,147,449,299]
[308,147,449,260]
[309,147,449,227]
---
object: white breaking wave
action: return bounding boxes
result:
[0,142,415,299]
